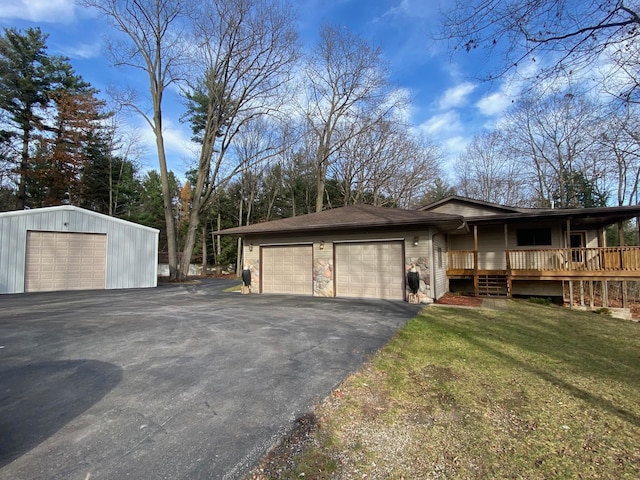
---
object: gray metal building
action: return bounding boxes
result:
[0,206,159,294]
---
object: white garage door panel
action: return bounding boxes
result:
[262,245,313,295]
[25,231,107,292]
[335,242,404,300]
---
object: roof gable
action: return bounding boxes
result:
[419,196,521,216]
[0,205,159,233]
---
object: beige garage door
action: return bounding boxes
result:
[335,241,404,300]
[262,245,313,295]
[25,231,107,292]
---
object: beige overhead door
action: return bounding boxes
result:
[335,241,404,300]
[25,231,107,292]
[262,245,313,295]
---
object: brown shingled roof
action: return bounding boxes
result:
[217,204,466,236]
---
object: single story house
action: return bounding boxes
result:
[0,206,159,294]
[218,197,640,305]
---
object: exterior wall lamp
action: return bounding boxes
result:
[413,236,419,247]
[319,241,325,250]
[249,243,253,252]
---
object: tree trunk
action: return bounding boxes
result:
[216,211,221,274]
[108,154,113,216]
[178,206,201,280]
[202,223,207,277]
[154,118,178,280]
[15,128,30,210]
[315,167,326,212]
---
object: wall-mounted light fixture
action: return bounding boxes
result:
[413,236,419,247]
[249,243,253,252]
[319,241,325,250]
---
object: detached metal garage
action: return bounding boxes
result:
[0,206,159,294]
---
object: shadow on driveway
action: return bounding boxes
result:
[0,360,122,467]
[0,279,420,479]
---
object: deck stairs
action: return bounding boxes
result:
[477,273,509,297]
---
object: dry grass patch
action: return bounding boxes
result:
[248,300,640,479]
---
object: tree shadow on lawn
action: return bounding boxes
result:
[424,306,640,428]
[0,360,122,467]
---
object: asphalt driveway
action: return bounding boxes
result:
[0,279,421,479]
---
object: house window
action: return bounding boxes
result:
[517,228,552,246]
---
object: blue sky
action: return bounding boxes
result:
[0,0,518,179]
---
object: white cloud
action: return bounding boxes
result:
[475,72,526,117]
[476,91,512,116]
[416,111,462,136]
[59,41,102,60]
[438,82,477,110]
[443,135,469,156]
[382,0,441,20]
[0,0,76,23]
[137,118,198,177]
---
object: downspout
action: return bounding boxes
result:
[428,227,436,300]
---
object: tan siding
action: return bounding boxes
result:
[476,227,508,270]
[404,234,431,260]
[433,233,447,299]
[427,202,506,217]
[448,234,474,251]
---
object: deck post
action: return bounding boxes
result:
[589,281,594,308]
[473,224,479,296]
[569,280,574,308]
[602,280,608,308]
[580,281,585,306]
[618,222,628,309]
[504,223,512,297]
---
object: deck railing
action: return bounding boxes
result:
[448,246,640,273]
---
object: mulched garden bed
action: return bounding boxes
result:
[434,293,483,307]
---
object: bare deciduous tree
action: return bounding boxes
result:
[598,103,640,205]
[503,89,606,207]
[303,25,401,212]
[85,0,187,279]
[441,1,640,100]
[453,130,529,206]
[332,118,443,208]
[178,0,297,279]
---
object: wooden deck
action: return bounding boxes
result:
[448,246,640,282]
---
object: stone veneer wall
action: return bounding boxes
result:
[313,258,333,297]
[405,256,432,302]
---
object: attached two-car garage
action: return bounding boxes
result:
[219,204,466,302]
[259,241,405,300]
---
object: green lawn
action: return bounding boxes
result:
[253,300,640,479]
